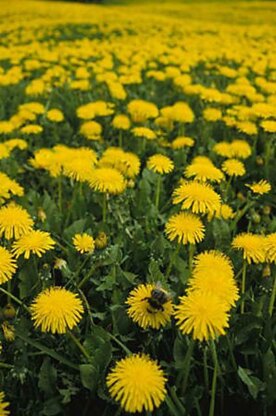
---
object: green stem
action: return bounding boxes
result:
[102,193,107,223]
[233,201,254,227]
[165,244,180,279]
[155,175,162,209]
[77,264,98,289]
[58,176,62,212]
[118,130,123,148]
[225,176,232,197]
[203,346,210,391]
[67,331,90,361]
[209,340,218,416]
[264,138,272,177]
[108,333,132,355]
[0,362,13,369]
[188,244,195,275]
[165,395,181,416]
[182,339,195,394]
[7,280,11,303]
[241,261,247,314]
[268,274,276,317]
[0,287,30,313]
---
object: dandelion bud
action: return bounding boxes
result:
[237,192,246,201]
[262,265,271,278]
[37,208,47,222]
[3,303,16,320]
[256,156,264,165]
[2,322,15,342]
[263,206,271,216]
[95,231,108,249]
[252,212,261,224]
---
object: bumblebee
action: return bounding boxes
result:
[143,285,170,313]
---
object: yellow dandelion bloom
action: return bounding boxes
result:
[171,136,195,149]
[112,114,131,130]
[99,147,140,178]
[21,124,43,135]
[0,391,10,416]
[165,212,205,245]
[127,99,159,123]
[232,233,266,264]
[63,159,95,182]
[246,180,271,195]
[222,159,245,176]
[174,291,230,341]
[231,140,251,159]
[106,354,167,413]
[261,120,276,133]
[46,109,64,123]
[0,204,34,240]
[173,181,221,215]
[126,284,173,329]
[213,142,232,158]
[0,172,24,201]
[203,108,222,122]
[0,247,17,284]
[185,162,224,183]
[265,233,276,263]
[79,121,102,141]
[147,154,174,174]
[30,287,84,334]
[88,167,126,195]
[12,230,55,259]
[132,127,156,140]
[73,233,95,254]
[189,251,239,307]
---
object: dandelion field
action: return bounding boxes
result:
[0,1,275,415]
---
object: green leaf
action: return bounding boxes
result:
[80,364,98,392]
[238,367,265,400]
[63,218,86,240]
[42,397,62,416]
[38,358,57,396]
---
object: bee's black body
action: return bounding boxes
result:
[143,288,169,313]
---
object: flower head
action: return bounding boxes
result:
[171,136,195,149]
[189,251,239,307]
[246,180,271,195]
[73,233,95,254]
[173,181,221,215]
[88,168,126,195]
[265,233,276,263]
[126,284,173,329]
[46,109,64,123]
[12,230,55,259]
[174,291,230,341]
[232,233,266,264]
[222,159,245,177]
[147,154,174,174]
[30,287,84,334]
[106,354,167,413]
[0,247,17,284]
[0,204,34,240]
[165,212,205,245]
[185,161,224,183]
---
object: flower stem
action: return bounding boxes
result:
[209,340,218,416]
[68,331,90,361]
[188,244,195,275]
[108,333,132,355]
[155,175,162,209]
[0,287,30,313]
[57,176,62,212]
[268,274,276,317]
[165,244,180,279]
[165,395,181,416]
[203,346,210,391]
[241,261,247,314]
[182,338,195,394]
[102,193,107,223]
[118,130,123,148]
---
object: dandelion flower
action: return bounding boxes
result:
[12,230,55,259]
[222,159,245,177]
[0,247,17,284]
[265,233,276,263]
[171,136,195,149]
[0,204,34,240]
[147,154,174,174]
[106,354,167,413]
[174,291,230,341]
[261,120,276,133]
[231,140,251,159]
[46,109,64,123]
[185,162,224,183]
[73,233,95,254]
[173,181,221,215]
[127,99,159,123]
[126,284,173,329]
[132,127,156,141]
[30,287,84,334]
[189,251,239,307]
[165,212,205,245]
[88,168,126,195]
[232,233,266,264]
[112,114,131,130]
[246,180,271,195]
[0,391,10,415]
